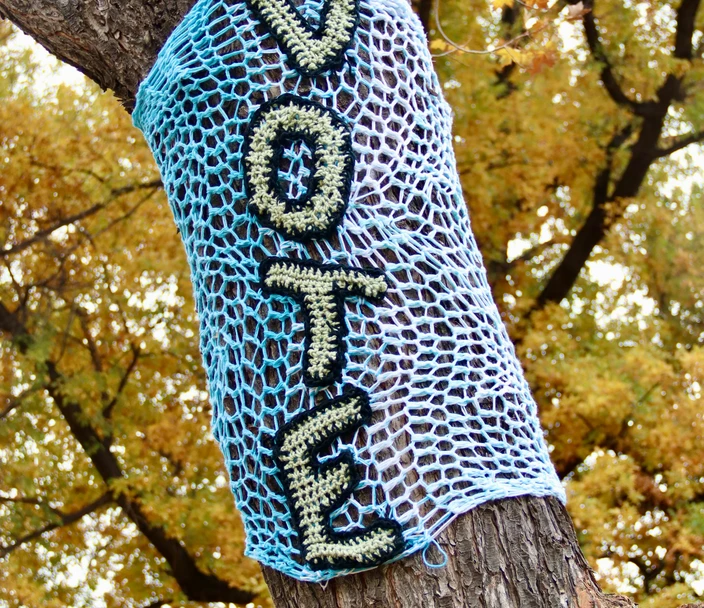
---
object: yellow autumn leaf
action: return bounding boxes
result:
[429,38,453,52]
[495,47,526,66]
[492,0,514,9]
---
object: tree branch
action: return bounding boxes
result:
[653,130,704,159]
[103,344,141,420]
[0,301,28,343]
[495,5,524,98]
[0,180,162,259]
[43,359,254,604]
[513,238,566,266]
[534,124,632,309]
[532,0,702,310]
[77,309,104,373]
[1,202,105,259]
[0,494,47,508]
[0,307,254,603]
[582,9,645,115]
[674,0,701,59]
[0,386,39,421]
[412,0,433,34]
[0,493,112,558]
[0,1,197,108]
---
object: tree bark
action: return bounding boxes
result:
[264,497,634,608]
[0,0,197,109]
[0,2,650,607]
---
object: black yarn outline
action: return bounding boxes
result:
[243,94,355,243]
[272,386,406,571]
[270,132,320,213]
[244,0,360,77]
[259,256,388,388]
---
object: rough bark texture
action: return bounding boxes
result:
[0,2,680,607]
[264,497,634,608]
[0,0,197,109]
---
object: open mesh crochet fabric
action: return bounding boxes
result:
[134,0,566,582]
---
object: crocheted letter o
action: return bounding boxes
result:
[244,95,354,242]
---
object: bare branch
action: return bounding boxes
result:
[1,203,107,259]
[0,386,40,421]
[103,344,141,420]
[56,301,80,363]
[28,157,109,185]
[432,0,551,57]
[0,301,27,341]
[412,0,433,34]
[88,187,162,242]
[0,180,162,259]
[77,308,104,373]
[653,130,704,159]
[674,0,701,59]
[0,493,111,558]
[582,9,645,115]
[0,494,46,507]
[511,238,566,266]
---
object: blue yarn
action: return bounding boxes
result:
[133,0,566,582]
[422,540,449,569]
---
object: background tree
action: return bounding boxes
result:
[0,0,701,607]
[434,0,704,604]
[0,27,264,606]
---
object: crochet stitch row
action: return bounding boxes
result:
[260,257,388,386]
[245,0,358,73]
[274,388,404,569]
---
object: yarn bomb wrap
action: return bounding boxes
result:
[133,0,566,582]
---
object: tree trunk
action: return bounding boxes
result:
[0,0,197,109]
[264,497,634,608]
[0,2,647,607]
